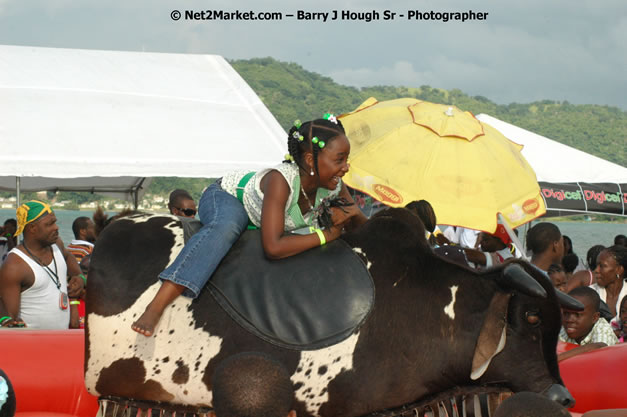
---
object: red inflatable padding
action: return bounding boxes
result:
[557,340,580,354]
[15,414,85,417]
[559,342,627,413]
[0,329,98,417]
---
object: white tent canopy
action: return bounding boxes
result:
[476,114,627,216]
[476,114,627,183]
[0,45,287,203]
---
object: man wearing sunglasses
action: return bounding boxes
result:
[168,189,200,243]
[168,189,197,218]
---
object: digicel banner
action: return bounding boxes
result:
[539,182,627,216]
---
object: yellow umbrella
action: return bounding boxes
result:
[338,97,546,233]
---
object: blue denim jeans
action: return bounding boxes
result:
[159,182,249,298]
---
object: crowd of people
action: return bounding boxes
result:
[0,115,625,416]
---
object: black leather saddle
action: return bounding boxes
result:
[207,230,375,350]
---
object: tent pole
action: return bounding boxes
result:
[16,177,21,209]
[16,177,21,244]
[133,177,147,210]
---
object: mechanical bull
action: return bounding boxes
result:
[85,208,579,417]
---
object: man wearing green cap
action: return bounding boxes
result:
[0,200,85,329]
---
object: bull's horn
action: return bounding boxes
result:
[502,264,547,298]
[545,384,575,408]
[555,290,585,311]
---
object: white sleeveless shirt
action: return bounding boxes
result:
[221,162,342,231]
[591,282,627,320]
[9,244,70,329]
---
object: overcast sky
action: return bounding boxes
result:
[1,0,626,109]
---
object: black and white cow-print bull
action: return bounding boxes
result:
[84,208,578,417]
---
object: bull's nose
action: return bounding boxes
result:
[545,384,575,408]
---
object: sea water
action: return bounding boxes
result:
[0,209,624,262]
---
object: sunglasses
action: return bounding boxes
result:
[176,207,197,217]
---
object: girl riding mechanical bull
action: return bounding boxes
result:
[132,115,367,336]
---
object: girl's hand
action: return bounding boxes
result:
[330,205,361,226]
[323,224,344,242]
[336,183,368,230]
[67,275,86,298]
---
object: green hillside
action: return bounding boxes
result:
[232,57,626,167]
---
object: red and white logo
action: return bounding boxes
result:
[373,184,403,205]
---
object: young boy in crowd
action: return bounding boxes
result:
[558,287,618,361]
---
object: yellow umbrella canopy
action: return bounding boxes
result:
[338,97,546,233]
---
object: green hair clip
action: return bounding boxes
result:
[323,113,337,124]
[311,137,325,149]
[293,119,302,129]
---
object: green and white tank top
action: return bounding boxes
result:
[221,162,342,231]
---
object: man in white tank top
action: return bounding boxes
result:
[0,201,84,329]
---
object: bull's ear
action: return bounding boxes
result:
[471,292,511,380]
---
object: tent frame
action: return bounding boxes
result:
[11,177,147,210]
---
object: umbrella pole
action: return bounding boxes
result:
[498,214,529,261]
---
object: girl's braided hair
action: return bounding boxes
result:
[285,118,346,174]
[316,197,355,230]
[284,117,353,230]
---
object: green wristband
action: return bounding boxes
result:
[313,228,326,246]
[79,274,87,285]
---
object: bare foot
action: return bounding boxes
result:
[131,281,185,337]
[131,304,163,336]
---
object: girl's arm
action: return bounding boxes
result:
[260,171,342,260]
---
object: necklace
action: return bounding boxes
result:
[22,241,61,290]
[300,184,315,212]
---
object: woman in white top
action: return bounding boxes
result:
[591,245,627,318]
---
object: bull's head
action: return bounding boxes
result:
[471,263,582,408]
